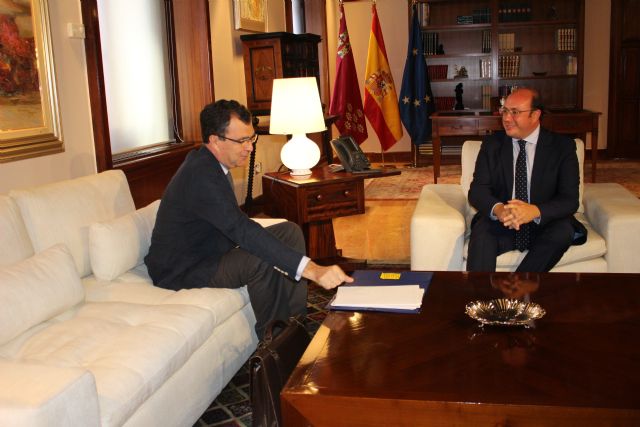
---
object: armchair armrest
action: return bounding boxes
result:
[0,361,100,427]
[411,184,467,271]
[583,183,640,273]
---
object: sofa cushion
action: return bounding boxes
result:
[9,170,136,277]
[0,244,84,345]
[0,195,34,267]
[0,300,215,427]
[462,213,606,270]
[89,200,160,281]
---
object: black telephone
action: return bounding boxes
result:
[330,136,380,173]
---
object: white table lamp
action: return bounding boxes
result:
[269,77,325,176]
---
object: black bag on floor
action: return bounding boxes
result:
[250,316,310,427]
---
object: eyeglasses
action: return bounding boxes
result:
[217,133,258,144]
[498,107,537,117]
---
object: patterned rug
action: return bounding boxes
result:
[365,161,640,200]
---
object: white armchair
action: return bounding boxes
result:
[411,139,640,272]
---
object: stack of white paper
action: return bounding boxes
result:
[331,285,424,311]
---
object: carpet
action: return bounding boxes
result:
[364,166,461,200]
[364,162,640,200]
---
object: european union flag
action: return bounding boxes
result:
[399,3,435,145]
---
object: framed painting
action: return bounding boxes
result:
[0,0,62,163]
[233,0,267,32]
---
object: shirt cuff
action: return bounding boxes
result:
[490,203,502,220]
[295,256,311,281]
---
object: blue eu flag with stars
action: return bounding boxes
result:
[399,3,435,145]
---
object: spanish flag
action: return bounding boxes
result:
[363,3,403,151]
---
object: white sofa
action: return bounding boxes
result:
[0,170,281,427]
[411,139,640,272]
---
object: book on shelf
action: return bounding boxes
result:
[423,32,440,56]
[499,55,520,77]
[567,55,578,75]
[498,33,515,53]
[480,59,492,78]
[556,28,576,51]
[473,7,491,24]
[482,30,492,53]
[482,85,492,110]
[498,1,532,22]
[427,64,448,80]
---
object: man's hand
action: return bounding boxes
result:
[502,199,541,230]
[302,261,353,290]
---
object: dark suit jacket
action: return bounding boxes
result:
[145,146,304,290]
[468,128,587,244]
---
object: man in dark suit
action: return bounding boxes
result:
[145,100,352,339]
[467,88,587,272]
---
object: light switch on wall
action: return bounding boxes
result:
[67,23,85,39]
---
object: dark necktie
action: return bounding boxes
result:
[226,171,234,190]
[514,139,530,251]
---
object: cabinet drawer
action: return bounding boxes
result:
[436,119,478,135]
[477,117,503,134]
[304,182,362,221]
[549,116,593,134]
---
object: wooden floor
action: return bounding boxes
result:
[334,199,415,265]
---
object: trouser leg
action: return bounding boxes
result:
[467,216,515,272]
[210,222,307,339]
[517,218,574,272]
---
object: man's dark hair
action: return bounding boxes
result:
[200,100,252,144]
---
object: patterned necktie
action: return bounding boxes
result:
[514,139,530,251]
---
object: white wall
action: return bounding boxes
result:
[583,0,610,149]
[0,0,96,194]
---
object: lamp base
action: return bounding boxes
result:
[289,169,312,177]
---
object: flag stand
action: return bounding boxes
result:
[379,150,396,169]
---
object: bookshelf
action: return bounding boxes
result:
[416,0,584,112]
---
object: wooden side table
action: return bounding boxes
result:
[262,166,400,260]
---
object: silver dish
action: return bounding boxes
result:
[465,298,545,326]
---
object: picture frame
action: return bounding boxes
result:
[233,0,267,32]
[0,0,63,163]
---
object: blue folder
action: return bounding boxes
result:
[328,270,433,314]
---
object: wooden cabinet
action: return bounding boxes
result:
[240,32,321,115]
[261,167,400,259]
[416,0,584,112]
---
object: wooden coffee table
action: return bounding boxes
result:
[282,272,640,426]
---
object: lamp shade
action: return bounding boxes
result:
[269,77,326,135]
[270,78,325,176]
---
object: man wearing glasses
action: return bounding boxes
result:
[145,99,352,339]
[466,88,587,272]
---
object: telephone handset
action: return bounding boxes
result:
[330,136,380,173]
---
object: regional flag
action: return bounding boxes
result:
[363,3,403,151]
[399,2,435,145]
[329,3,368,144]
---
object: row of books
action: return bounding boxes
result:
[481,30,492,53]
[423,32,442,56]
[499,84,518,98]
[498,33,516,52]
[481,85,492,110]
[456,7,492,25]
[480,59,492,78]
[498,2,532,22]
[556,28,576,51]
[434,97,455,111]
[566,55,578,75]
[427,64,448,80]
[498,55,520,77]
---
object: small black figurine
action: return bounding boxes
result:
[454,83,464,110]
